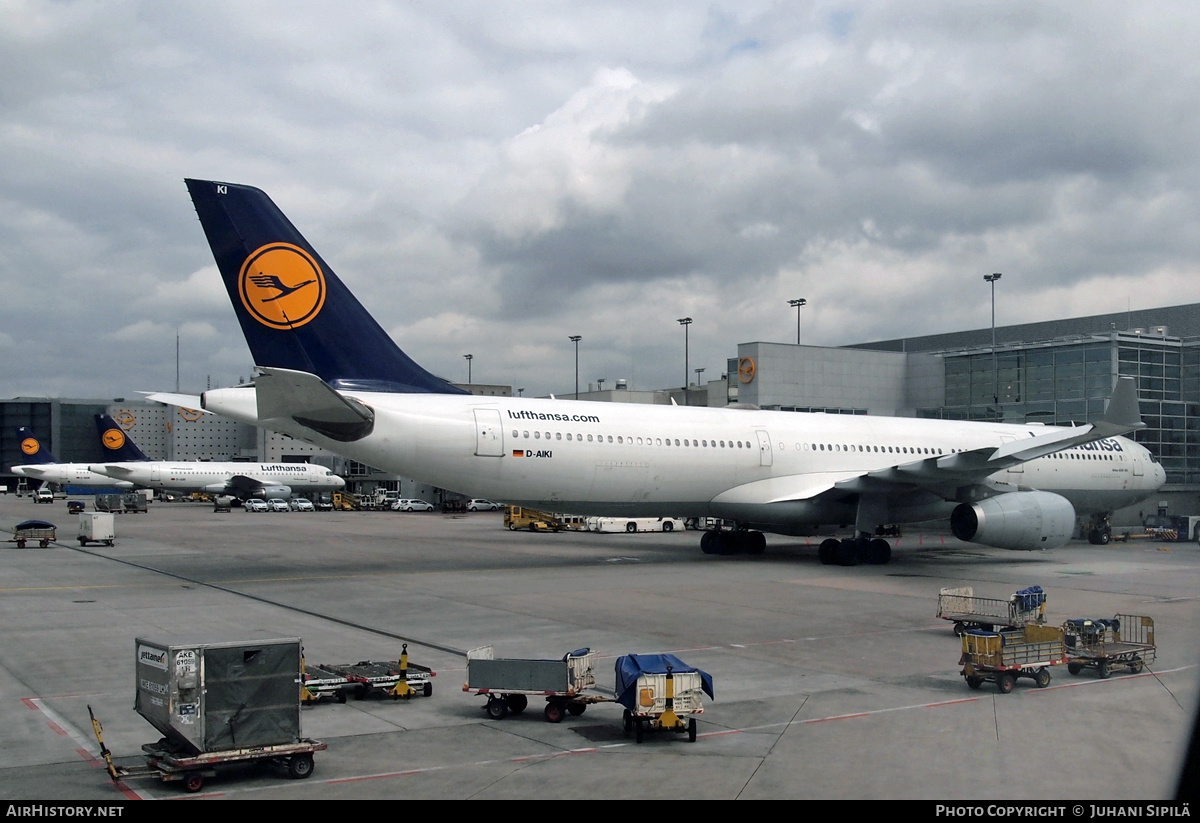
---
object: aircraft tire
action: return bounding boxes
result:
[700,531,716,554]
[818,539,839,565]
[867,538,892,565]
[835,539,859,566]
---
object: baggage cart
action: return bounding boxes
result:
[937,585,1047,635]
[77,512,115,547]
[7,519,56,548]
[615,653,713,743]
[959,625,1067,693]
[1062,614,1156,678]
[463,646,609,722]
[304,644,434,702]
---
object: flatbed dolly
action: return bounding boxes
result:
[303,644,434,702]
[88,706,327,793]
[959,625,1067,694]
[1062,614,1156,678]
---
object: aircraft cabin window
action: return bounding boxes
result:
[556,433,562,440]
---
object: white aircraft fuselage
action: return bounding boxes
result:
[202,384,1164,532]
[89,460,344,497]
[11,462,134,489]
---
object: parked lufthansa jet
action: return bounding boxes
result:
[89,413,345,501]
[10,427,134,489]
[163,179,1166,565]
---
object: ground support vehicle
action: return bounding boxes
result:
[7,519,55,548]
[615,653,713,743]
[121,492,148,513]
[1062,614,1156,678]
[94,493,123,513]
[959,625,1067,694]
[89,705,326,793]
[67,500,85,514]
[937,585,1048,635]
[77,512,115,547]
[503,506,565,532]
[586,516,686,533]
[306,644,434,701]
[464,646,608,722]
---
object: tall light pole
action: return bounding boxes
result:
[677,317,693,390]
[569,335,582,399]
[984,273,1001,418]
[788,298,807,345]
[463,353,473,385]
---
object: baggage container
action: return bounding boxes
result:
[78,512,115,547]
[134,637,303,755]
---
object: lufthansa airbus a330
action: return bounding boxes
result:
[153,179,1165,565]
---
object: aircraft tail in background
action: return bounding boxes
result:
[14,428,57,465]
[94,415,151,462]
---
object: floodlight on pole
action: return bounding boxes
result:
[787,298,807,345]
[463,353,473,384]
[983,273,1002,418]
[677,317,693,390]
[569,335,582,399]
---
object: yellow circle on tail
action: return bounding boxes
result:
[102,428,126,450]
[238,243,326,330]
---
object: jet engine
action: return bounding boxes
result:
[950,491,1075,551]
[256,485,292,500]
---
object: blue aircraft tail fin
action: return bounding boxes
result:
[94,415,150,461]
[184,179,467,395]
[15,428,57,464]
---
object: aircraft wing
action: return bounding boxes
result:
[723,377,1146,505]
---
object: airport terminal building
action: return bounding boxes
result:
[5,303,1199,514]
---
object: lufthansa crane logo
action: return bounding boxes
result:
[238,243,326,330]
[20,437,39,456]
[102,428,126,450]
[738,357,756,384]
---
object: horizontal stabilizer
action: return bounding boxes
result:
[143,392,207,412]
[255,367,375,442]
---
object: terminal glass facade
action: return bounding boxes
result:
[924,333,1200,484]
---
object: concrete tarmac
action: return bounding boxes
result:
[0,495,1197,800]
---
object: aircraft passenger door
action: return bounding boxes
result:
[755,430,773,467]
[151,464,160,483]
[473,409,504,457]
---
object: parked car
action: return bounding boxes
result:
[391,499,434,512]
[466,499,501,511]
[289,498,315,512]
[244,498,268,512]
[267,498,290,512]
[34,488,54,504]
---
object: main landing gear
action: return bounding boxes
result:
[1086,513,1113,545]
[817,536,892,566]
[699,529,766,556]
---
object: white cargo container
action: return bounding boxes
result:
[77,512,115,547]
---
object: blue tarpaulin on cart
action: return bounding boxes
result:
[15,520,55,531]
[1013,586,1045,610]
[614,654,714,711]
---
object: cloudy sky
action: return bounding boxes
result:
[3,1,1199,400]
